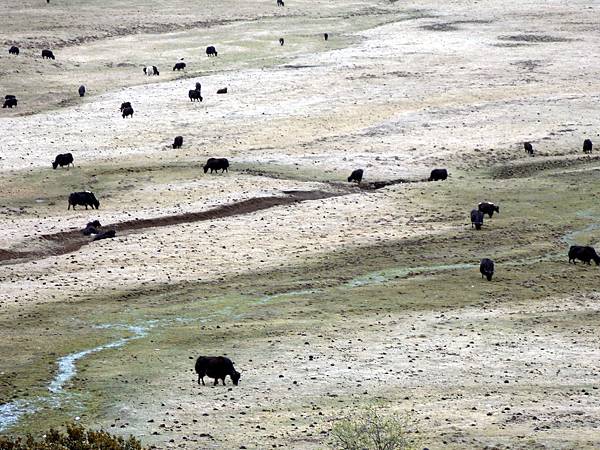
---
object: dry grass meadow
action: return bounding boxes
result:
[1,0,600,448]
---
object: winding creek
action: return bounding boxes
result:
[0,324,148,432]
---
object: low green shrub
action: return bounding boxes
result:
[0,423,146,450]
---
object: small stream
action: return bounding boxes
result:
[0,324,147,433]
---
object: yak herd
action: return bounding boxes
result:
[2,0,599,389]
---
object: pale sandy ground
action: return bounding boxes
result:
[123,295,599,449]
[1,0,600,448]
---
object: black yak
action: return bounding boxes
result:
[2,97,17,108]
[189,89,203,102]
[348,169,364,183]
[217,87,228,94]
[470,209,484,230]
[203,158,229,174]
[172,136,183,149]
[122,106,134,118]
[568,245,600,265]
[8,46,19,55]
[279,38,285,46]
[52,153,74,169]
[82,220,101,236]
[41,49,55,59]
[429,168,448,181]
[195,356,240,386]
[173,62,186,71]
[524,142,533,155]
[480,258,494,281]
[68,191,100,210]
[78,85,86,97]
[206,46,218,57]
[583,139,593,154]
[120,101,131,112]
[324,33,329,41]
[478,201,499,218]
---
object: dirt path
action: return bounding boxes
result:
[0,190,340,265]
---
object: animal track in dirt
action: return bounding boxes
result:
[0,190,340,265]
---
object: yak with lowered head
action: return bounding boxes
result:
[480,258,494,281]
[172,136,183,149]
[41,49,55,59]
[2,97,17,108]
[429,168,448,181]
[583,139,593,154]
[568,245,600,265]
[348,169,364,183]
[68,191,100,210]
[478,201,499,218]
[52,153,74,169]
[524,142,533,155]
[204,157,229,174]
[195,356,240,386]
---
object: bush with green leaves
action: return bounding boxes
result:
[329,407,420,450]
[0,423,147,450]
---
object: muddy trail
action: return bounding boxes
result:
[241,168,427,189]
[0,190,339,265]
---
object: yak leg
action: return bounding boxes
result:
[213,378,218,386]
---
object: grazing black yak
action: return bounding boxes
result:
[173,62,186,71]
[217,87,228,94]
[524,142,533,155]
[78,85,86,97]
[324,33,329,41]
[348,169,364,183]
[203,158,229,174]
[189,89,203,102]
[568,245,600,265]
[172,136,183,149]
[83,220,101,236]
[470,209,484,230]
[195,356,240,386]
[2,97,17,108]
[583,139,593,154]
[41,49,55,59]
[279,38,285,46]
[429,168,448,181]
[8,46,19,55]
[480,258,494,281]
[120,101,131,112]
[122,106,134,118]
[68,191,100,210]
[206,46,218,57]
[478,201,499,218]
[52,153,74,169]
